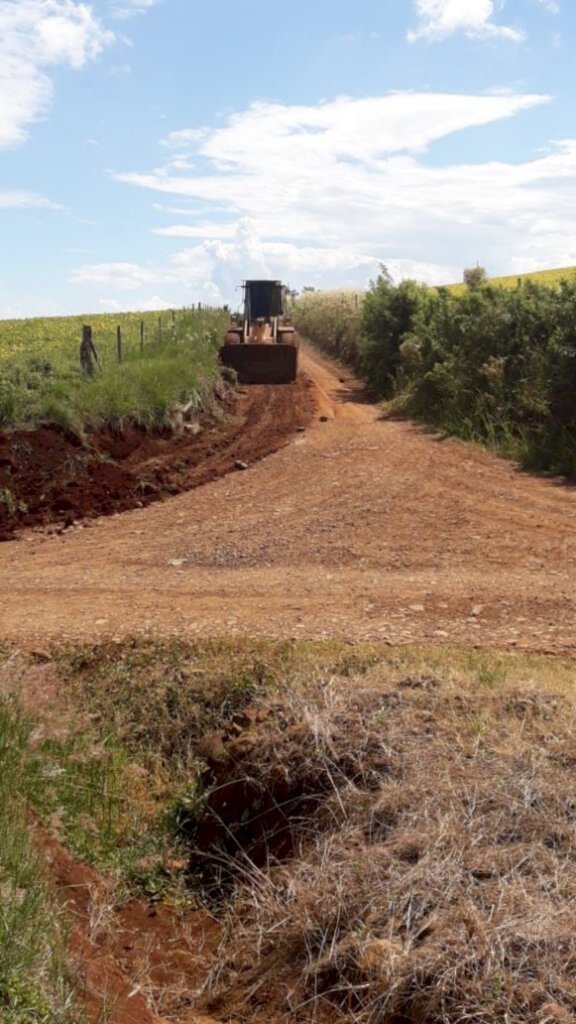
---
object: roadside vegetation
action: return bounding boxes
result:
[0,694,78,1023]
[0,307,228,432]
[295,269,576,478]
[3,639,576,1022]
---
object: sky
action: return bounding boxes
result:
[0,0,575,317]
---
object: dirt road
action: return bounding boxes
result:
[1,346,576,652]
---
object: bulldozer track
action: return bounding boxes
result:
[1,345,576,653]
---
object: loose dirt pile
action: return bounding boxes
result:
[0,374,315,540]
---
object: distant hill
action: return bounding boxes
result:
[446,265,576,294]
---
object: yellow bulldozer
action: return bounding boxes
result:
[220,280,298,384]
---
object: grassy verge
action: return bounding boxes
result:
[0,307,229,431]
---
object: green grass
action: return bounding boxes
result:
[0,306,229,431]
[0,699,78,1023]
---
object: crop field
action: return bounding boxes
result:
[0,306,229,431]
[0,309,182,363]
[446,264,576,294]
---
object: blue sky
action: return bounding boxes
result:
[0,0,574,316]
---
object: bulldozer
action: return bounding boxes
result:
[219,280,298,384]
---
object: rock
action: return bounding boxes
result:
[167,558,187,568]
[319,415,329,422]
[235,460,249,471]
[409,604,425,613]
[471,604,484,617]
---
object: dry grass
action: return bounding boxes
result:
[197,652,576,1023]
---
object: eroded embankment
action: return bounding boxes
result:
[0,374,315,540]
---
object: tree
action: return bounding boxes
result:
[463,265,488,287]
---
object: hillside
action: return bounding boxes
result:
[446,265,576,293]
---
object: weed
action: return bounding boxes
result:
[477,660,506,689]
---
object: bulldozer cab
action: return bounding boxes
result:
[244,280,286,322]
[220,279,298,385]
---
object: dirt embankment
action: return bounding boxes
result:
[0,374,316,540]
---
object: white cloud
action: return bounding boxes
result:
[71,261,174,290]
[74,90,576,301]
[162,128,208,148]
[110,0,158,19]
[0,189,63,210]
[408,0,525,43]
[71,215,461,305]
[99,294,171,312]
[536,0,560,12]
[0,0,114,149]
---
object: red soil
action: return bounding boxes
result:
[37,826,221,1024]
[0,376,315,541]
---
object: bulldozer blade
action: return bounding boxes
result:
[220,343,298,384]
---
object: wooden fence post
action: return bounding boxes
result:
[80,325,100,376]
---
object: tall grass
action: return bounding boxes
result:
[293,290,364,369]
[0,699,77,1023]
[0,307,228,431]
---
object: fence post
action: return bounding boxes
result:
[117,324,122,364]
[80,324,99,376]
[140,320,144,351]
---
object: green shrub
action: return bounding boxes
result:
[295,274,576,479]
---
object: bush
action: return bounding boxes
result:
[360,273,428,397]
